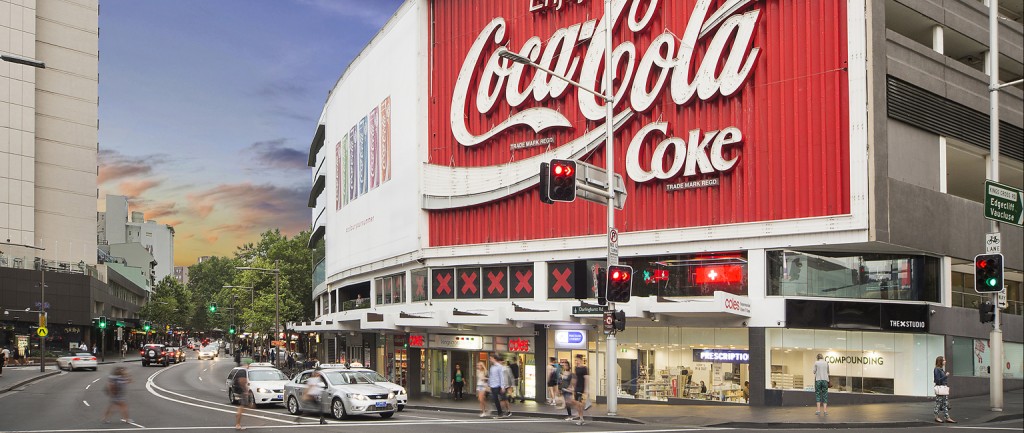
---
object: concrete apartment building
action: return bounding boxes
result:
[98,195,175,285]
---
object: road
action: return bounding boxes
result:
[1,351,1020,432]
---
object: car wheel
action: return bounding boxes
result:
[228,390,236,404]
[397,405,404,412]
[142,361,149,367]
[287,396,301,415]
[331,398,348,420]
[380,412,394,419]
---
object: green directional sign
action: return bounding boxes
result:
[572,305,605,315]
[985,180,1024,227]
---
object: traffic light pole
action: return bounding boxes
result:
[601,0,618,416]
[987,0,1003,412]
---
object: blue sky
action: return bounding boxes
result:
[98,0,405,265]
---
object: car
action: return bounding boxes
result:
[198,345,218,360]
[141,344,170,367]
[350,368,407,411]
[226,363,290,406]
[55,352,97,371]
[165,347,185,363]
[283,368,397,420]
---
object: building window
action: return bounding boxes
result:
[411,269,428,302]
[767,328,944,396]
[950,337,1023,379]
[374,273,404,306]
[767,250,940,302]
[625,253,748,297]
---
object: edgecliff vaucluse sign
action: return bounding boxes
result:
[426,0,852,245]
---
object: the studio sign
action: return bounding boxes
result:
[451,0,762,186]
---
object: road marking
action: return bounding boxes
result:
[198,377,203,381]
[85,384,90,390]
[203,368,208,372]
[126,420,145,428]
[950,427,1024,431]
[3,418,554,432]
[91,378,101,384]
[555,429,730,433]
[82,400,89,407]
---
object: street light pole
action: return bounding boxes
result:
[497,0,619,414]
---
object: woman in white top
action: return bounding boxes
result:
[813,353,830,415]
[476,361,489,417]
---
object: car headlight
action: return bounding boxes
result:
[256,388,268,393]
[346,393,369,401]
[397,388,406,395]
[388,392,395,399]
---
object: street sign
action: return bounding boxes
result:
[986,232,1001,254]
[36,326,48,337]
[603,312,614,333]
[38,314,46,328]
[271,340,286,347]
[984,180,1024,227]
[608,228,619,265]
[573,305,605,315]
[997,291,1008,309]
[116,327,123,341]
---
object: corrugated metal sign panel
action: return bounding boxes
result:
[427,0,851,246]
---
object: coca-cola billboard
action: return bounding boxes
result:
[426,0,851,246]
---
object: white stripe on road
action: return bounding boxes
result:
[127,420,145,428]
[554,429,732,433]
[91,378,101,383]
[198,377,203,381]
[82,400,89,407]
[85,385,90,390]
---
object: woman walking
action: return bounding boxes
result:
[476,361,490,417]
[102,367,132,424]
[813,353,829,415]
[559,360,583,425]
[452,364,465,400]
[934,356,956,423]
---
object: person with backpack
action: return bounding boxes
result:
[102,367,132,424]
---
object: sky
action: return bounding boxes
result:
[98,0,405,266]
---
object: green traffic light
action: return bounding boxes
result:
[209,304,217,313]
[986,277,998,287]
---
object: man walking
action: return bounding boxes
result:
[0,345,8,376]
[573,354,589,425]
[487,353,510,418]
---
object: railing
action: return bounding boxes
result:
[340,299,370,311]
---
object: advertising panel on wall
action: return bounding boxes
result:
[425,0,852,246]
[324,2,423,272]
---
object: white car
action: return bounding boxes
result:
[283,368,397,419]
[351,368,407,411]
[56,352,97,371]
[198,346,218,360]
[226,363,290,406]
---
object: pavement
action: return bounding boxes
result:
[407,388,1024,428]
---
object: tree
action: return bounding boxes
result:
[186,256,239,331]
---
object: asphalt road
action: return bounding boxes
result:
[1,352,1020,432]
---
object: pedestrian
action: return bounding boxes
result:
[302,370,328,425]
[476,361,490,417]
[92,344,98,356]
[546,356,561,406]
[79,342,88,352]
[102,366,132,424]
[558,360,582,425]
[813,353,829,415]
[933,356,956,423]
[509,356,522,403]
[742,381,750,403]
[573,354,589,422]
[234,349,242,367]
[121,343,127,358]
[452,364,465,400]
[500,356,515,414]
[232,363,253,430]
[287,352,295,370]
[270,348,277,365]
[0,345,8,376]
[487,353,509,418]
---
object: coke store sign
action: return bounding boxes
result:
[428,0,851,243]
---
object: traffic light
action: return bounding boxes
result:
[548,159,577,202]
[606,265,633,303]
[980,301,996,323]
[143,321,152,332]
[596,267,608,306]
[974,254,1004,293]
[98,315,107,329]
[209,302,218,313]
[613,310,626,331]
[229,324,236,335]
[538,162,554,204]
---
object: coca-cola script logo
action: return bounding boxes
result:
[450,0,760,186]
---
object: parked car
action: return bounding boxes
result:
[141,344,169,367]
[350,368,407,411]
[283,368,396,419]
[226,363,290,407]
[55,352,97,371]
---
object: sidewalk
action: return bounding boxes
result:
[407,388,1024,428]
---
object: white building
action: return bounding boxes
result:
[98,195,175,284]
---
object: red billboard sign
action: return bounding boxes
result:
[427,0,850,246]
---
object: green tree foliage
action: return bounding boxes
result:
[138,276,189,329]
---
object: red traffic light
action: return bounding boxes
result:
[978,259,988,269]
[552,163,573,177]
[610,269,630,281]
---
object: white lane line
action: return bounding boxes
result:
[3,418,554,432]
[557,429,730,433]
[82,400,89,407]
[126,420,145,428]
[85,384,90,390]
[198,377,203,381]
[91,378,101,384]
[203,368,208,372]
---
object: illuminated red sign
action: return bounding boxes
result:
[694,265,744,284]
[508,338,531,353]
[408,335,425,348]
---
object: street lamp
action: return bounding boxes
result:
[236,262,281,366]
[496,0,620,415]
[1,53,46,69]
[223,285,255,307]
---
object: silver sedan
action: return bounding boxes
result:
[283,369,397,420]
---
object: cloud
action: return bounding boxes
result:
[98,149,167,184]
[256,82,311,99]
[142,201,179,220]
[186,182,309,236]
[248,139,309,171]
[118,179,162,197]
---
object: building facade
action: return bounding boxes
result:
[298,0,1024,406]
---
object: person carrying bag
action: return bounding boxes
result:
[933,356,956,423]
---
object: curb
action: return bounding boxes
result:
[405,404,644,424]
[0,370,61,394]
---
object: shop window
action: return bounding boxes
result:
[624,253,747,297]
[373,273,404,306]
[767,250,940,302]
[767,329,943,396]
[951,337,1024,379]
[411,268,428,302]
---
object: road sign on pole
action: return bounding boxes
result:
[36,326,48,337]
[984,180,1023,227]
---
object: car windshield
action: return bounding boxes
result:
[248,370,288,381]
[323,371,373,385]
[359,371,387,382]
[75,352,92,357]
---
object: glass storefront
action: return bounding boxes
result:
[950,337,1023,379]
[766,250,940,302]
[767,328,944,396]
[599,327,750,403]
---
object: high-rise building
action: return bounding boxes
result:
[173,266,189,286]
[97,195,175,284]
